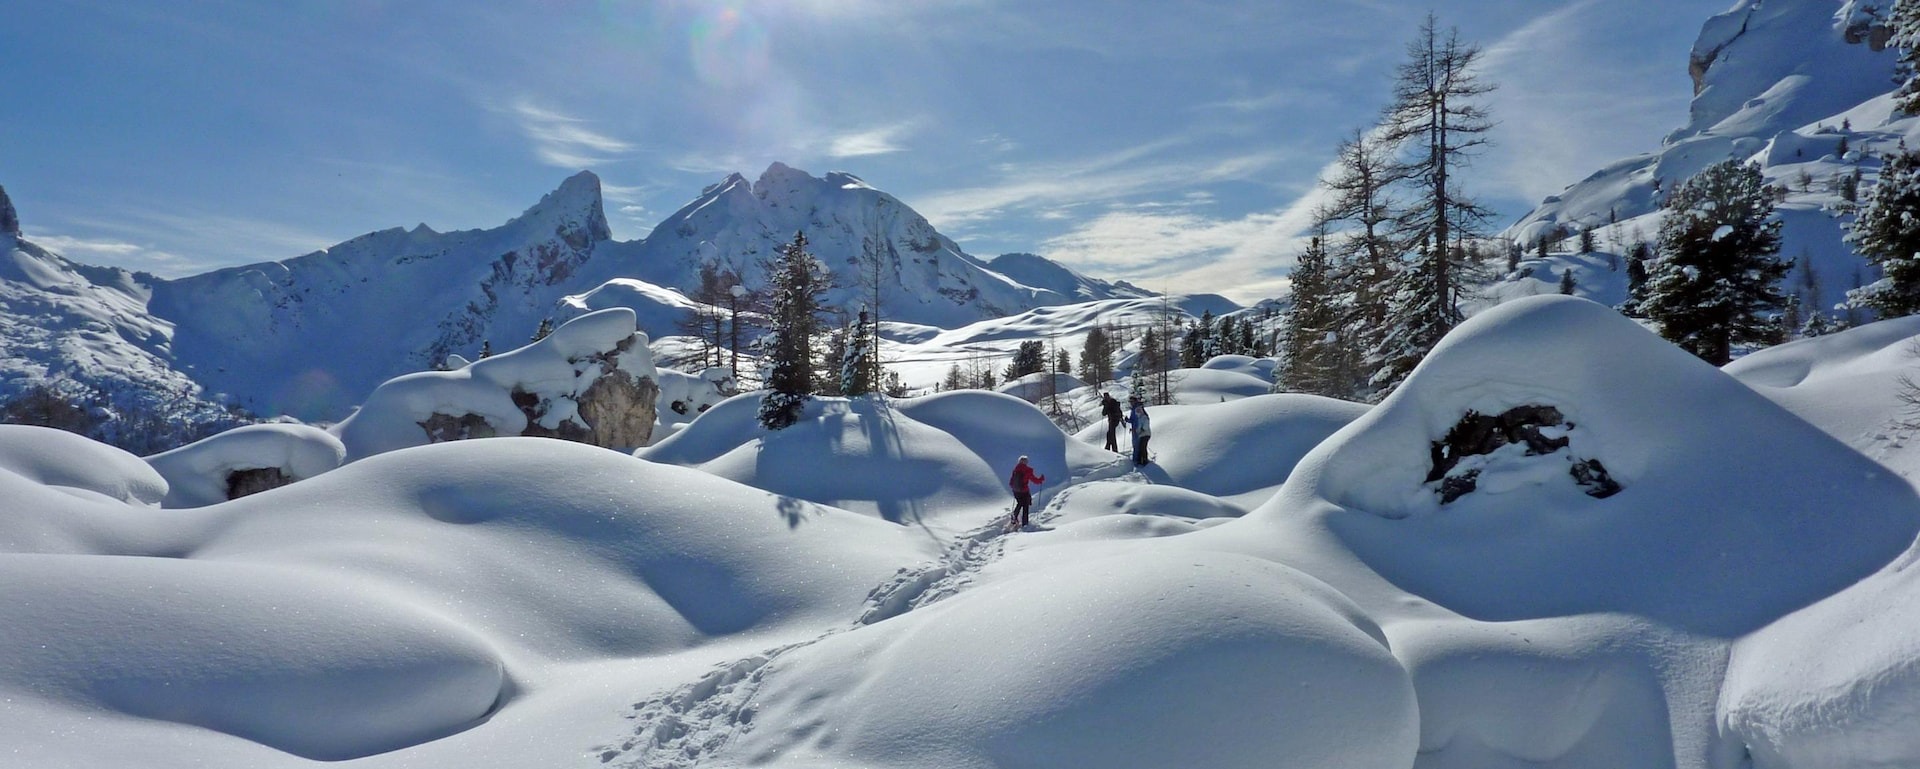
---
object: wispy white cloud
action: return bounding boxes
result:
[828,122,916,158]
[27,231,209,275]
[506,99,636,169]
[916,137,1288,231]
[1478,0,1681,204]
[1039,208,1303,300]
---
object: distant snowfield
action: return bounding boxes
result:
[7,295,1920,768]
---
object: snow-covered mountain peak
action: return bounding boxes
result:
[0,184,17,237]
[506,169,610,246]
[824,171,875,191]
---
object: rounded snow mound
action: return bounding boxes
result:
[642,391,1112,528]
[145,422,345,507]
[1723,546,1920,768]
[0,424,166,505]
[1075,393,1365,503]
[1273,295,1920,635]
[197,438,935,651]
[1199,353,1276,380]
[0,554,503,761]
[733,551,1416,769]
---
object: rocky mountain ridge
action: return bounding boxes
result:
[0,164,1147,434]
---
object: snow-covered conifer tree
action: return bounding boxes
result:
[1641,160,1788,365]
[1845,150,1920,318]
[758,231,830,430]
[1277,235,1346,397]
[840,309,875,396]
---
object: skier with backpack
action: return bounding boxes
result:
[1008,455,1045,529]
[1100,392,1123,452]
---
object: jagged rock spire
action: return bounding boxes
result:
[0,184,18,236]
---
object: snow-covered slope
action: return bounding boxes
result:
[8,294,1920,768]
[0,230,248,452]
[1508,0,1910,324]
[151,171,617,419]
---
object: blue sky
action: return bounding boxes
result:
[0,0,1728,302]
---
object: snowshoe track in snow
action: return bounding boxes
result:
[596,453,1144,767]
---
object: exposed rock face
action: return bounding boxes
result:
[420,412,500,443]
[226,466,294,500]
[573,370,660,448]
[0,184,17,236]
[1427,405,1621,504]
[391,310,659,454]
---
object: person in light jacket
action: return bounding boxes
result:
[1127,396,1152,467]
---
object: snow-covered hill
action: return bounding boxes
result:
[1508,0,1913,323]
[9,296,1920,768]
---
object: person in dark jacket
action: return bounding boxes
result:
[1009,455,1045,528]
[1100,392,1123,452]
[1127,396,1152,466]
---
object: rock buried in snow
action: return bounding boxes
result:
[336,308,660,461]
[1427,404,1620,504]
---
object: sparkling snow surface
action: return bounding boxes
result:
[7,296,1920,769]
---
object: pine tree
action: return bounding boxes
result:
[1004,340,1046,382]
[1079,327,1114,384]
[1056,348,1072,374]
[1641,160,1789,365]
[1895,0,1920,115]
[1181,311,1214,368]
[478,340,493,359]
[1558,268,1576,295]
[530,317,555,343]
[758,231,831,430]
[1277,235,1347,396]
[1620,243,1653,316]
[1321,132,1403,396]
[1845,150,1920,318]
[1578,228,1596,254]
[942,364,965,392]
[1372,13,1495,397]
[841,309,876,397]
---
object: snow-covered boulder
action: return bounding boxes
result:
[144,423,346,507]
[333,308,659,461]
[1269,295,1920,636]
[655,365,735,429]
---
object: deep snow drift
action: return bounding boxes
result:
[6,297,1920,769]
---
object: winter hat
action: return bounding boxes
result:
[1018,455,1029,464]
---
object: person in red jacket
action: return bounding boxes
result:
[1009,455,1045,529]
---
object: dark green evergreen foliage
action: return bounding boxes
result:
[1578,228,1596,254]
[1845,150,1920,318]
[758,231,831,430]
[1055,348,1072,374]
[840,310,876,397]
[478,340,493,358]
[1005,340,1046,381]
[1558,268,1576,295]
[1642,160,1789,365]
[1277,236,1348,397]
[1079,327,1114,384]
[1895,0,1920,116]
[530,317,554,342]
[1181,311,1215,368]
